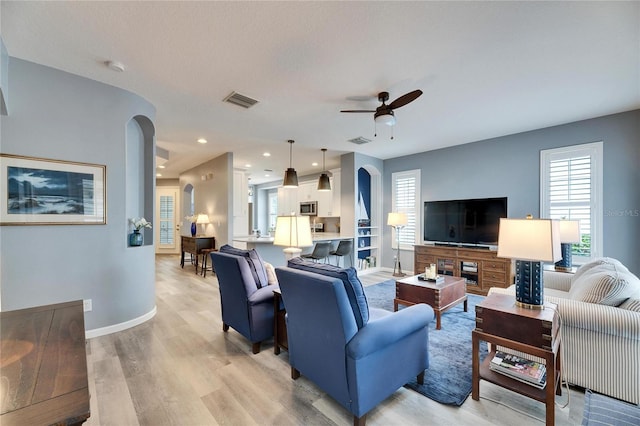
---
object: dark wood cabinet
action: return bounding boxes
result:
[414,245,514,296]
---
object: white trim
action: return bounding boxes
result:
[391,169,421,251]
[540,141,603,261]
[85,305,157,339]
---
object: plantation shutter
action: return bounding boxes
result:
[159,195,174,245]
[541,142,603,260]
[392,170,421,249]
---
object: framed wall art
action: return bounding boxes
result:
[0,154,106,225]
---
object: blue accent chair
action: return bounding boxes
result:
[276,266,434,426]
[210,251,277,354]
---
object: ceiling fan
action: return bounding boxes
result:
[340,89,423,127]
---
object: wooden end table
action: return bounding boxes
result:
[273,288,288,355]
[472,293,561,426]
[394,275,467,330]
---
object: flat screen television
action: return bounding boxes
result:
[423,197,507,246]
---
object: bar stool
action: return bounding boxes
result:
[301,242,332,263]
[200,248,217,277]
[329,240,354,267]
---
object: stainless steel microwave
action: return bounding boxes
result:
[300,201,317,216]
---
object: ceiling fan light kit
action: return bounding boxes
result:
[317,148,331,192]
[283,139,299,188]
[341,89,422,137]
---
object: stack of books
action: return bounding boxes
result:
[490,351,547,389]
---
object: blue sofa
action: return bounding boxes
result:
[210,250,276,354]
[276,259,434,426]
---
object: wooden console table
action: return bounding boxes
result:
[0,300,90,426]
[414,244,514,296]
[180,236,216,274]
[472,293,561,425]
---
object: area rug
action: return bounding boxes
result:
[364,279,488,406]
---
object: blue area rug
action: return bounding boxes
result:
[364,279,488,406]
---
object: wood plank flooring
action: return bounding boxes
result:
[85,255,585,425]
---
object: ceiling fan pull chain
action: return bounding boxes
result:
[391,126,394,140]
[374,121,377,138]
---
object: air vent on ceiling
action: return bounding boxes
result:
[348,136,372,145]
[223,91,259,109]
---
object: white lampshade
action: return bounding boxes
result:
[273,216,313,248]
[196,214,210,224]
[387,212,408,227]
[557,220,581,243]
[497,218,562,262]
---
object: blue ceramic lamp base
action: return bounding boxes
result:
[554,243,573,271]
[514,260,544,310]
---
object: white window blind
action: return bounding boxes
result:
[541,142,603,261]
[392,170,421,249]
[159,195,174,245]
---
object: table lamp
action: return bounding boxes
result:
[497,217,561,309]
[554,220,580,271]
[196,213,210,236]
[273,215,313,260]
[388,212,408,277]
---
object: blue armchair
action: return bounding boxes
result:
[210,251,276,354]
[276,265,434,426]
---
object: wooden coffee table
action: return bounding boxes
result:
[394,275,467,330]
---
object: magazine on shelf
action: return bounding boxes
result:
[490,351,547,388]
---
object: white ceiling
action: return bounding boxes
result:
[2,1,639,184]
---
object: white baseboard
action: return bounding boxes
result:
[85,305,157,339]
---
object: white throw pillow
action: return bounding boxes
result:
[569,258,640,306]
[264,262,279,285]
[619,298,640,312]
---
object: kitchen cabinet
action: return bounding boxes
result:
[277,186,298,216]
[233,170,249,236]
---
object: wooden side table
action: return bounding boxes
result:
[180,236,215,274]
[472,293,561,426]
[273,288,288,355]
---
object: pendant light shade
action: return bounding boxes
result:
[283,139,298,188]
[317,148,331,191]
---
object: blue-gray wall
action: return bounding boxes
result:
[384,110,640,275]
[0,58,157,333]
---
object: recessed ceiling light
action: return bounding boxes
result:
[263,152,271,157]
[197,138,207,144]
[312,162,318,167]
[245,164,252,168]
[157,165,165,169]
[265,174,270,177]
[156,173,162,177]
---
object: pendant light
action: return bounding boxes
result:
[317,148,331,191]
[283,139,298,188]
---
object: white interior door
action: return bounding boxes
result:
[156,187,180,254]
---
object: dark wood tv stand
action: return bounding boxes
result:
[414,244,514,296]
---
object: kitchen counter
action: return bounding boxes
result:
[232,233,353,267]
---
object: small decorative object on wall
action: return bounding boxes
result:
[0,154,106,225]
[129,217,152,246]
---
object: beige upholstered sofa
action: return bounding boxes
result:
[489,258,640,404]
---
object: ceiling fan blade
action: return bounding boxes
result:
[340,109,377,113]
[388,89,423,110]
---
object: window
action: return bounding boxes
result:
[268,191,278,231]
[391,169,421,250]
[540,142,603,262]
[159,194,175,246]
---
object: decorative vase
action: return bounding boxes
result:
[190,222,197,237]
[129,229,143,246]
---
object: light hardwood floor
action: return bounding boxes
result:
[85,255,585,425]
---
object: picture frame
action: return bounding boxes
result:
[0,154,106,225]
